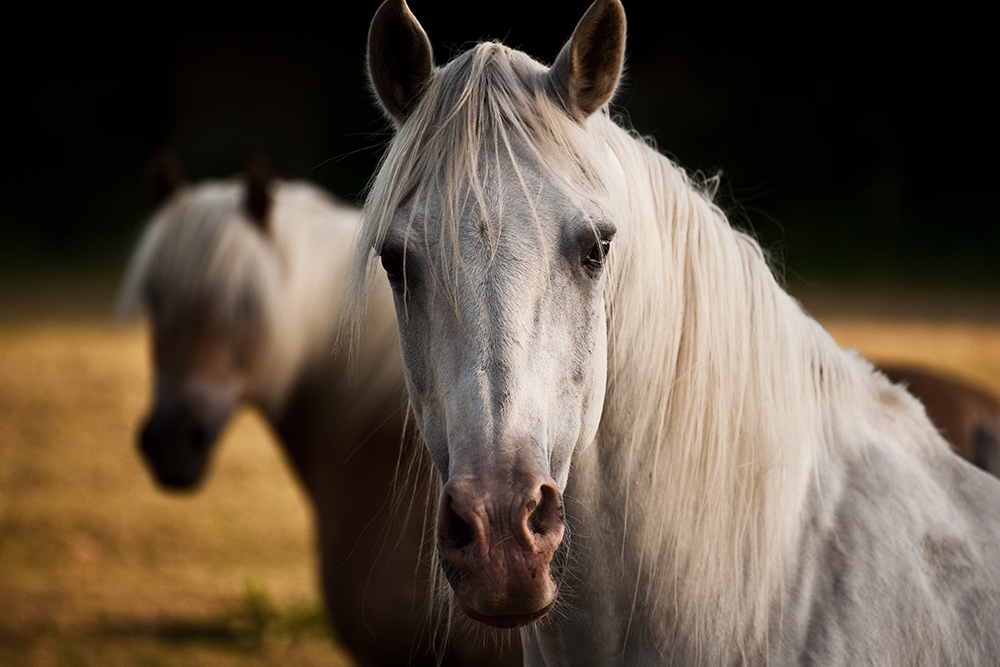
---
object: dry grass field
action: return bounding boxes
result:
[0,283,355,666]
[1,283,999,666]
[803,289,1000,398]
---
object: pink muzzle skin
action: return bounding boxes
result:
[437,476,566,627]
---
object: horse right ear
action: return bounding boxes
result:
[367,0,434,124]
[243,157,275,233]
[545,0,626,122]
[144,148,187,209]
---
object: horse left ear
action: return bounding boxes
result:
[243,157,274,233]
[545,0,626,121]
[367,0,434,124]
[144,147,187,209]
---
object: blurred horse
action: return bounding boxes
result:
[118,154,517,667]
[356,1,1000,663]
[879,363,1000,476]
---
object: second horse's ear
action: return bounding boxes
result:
[243,157,275,233]
[367,0,434,124]
[545,0,626,122]
[145,147,187,209]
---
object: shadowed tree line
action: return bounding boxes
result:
[2,2,995,287]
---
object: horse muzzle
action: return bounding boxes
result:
[437,475,566,627]
[138,406,219,489]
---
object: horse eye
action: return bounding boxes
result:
[584,239,611,269]
[380,250,405,284]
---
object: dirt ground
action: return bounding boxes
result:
[2,284,999,666]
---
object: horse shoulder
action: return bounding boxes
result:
[779,438,1000,665]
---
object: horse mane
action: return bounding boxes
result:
[120,178,360,413]
[350,40,942,663]
[119,180,276,330]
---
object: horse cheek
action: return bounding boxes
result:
[394,304,453,473]
[545,291,608,491]
[578,303,608,453]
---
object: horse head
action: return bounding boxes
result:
[128,155,282,489]
[365,0,626,627]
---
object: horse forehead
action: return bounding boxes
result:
[400,179,579,249]
[149,273,260,344]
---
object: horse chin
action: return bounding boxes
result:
[139,415,218,490]
[149,465,207,491]
[448,565,560,628]
[458,596,557,628]
[139,442,211,490]
[140,450,210,490]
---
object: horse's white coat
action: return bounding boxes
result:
[357,1,1000,664]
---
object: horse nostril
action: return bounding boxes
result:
[527,484,562,538]
[440,495,476,551]
[139,419,156,453]
[527,501,544,535]
[188,421,210,453]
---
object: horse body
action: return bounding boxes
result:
[773,431,1000,665]
[120,165,517,667]
[360,1,1000,664]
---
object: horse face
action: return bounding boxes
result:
[368,0,626,629]
[139,307,261,489]
[130,163,279,491]
[383,171,613,488]
[379,159,614,626]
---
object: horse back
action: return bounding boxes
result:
[879,363,1000,476]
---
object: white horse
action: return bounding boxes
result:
[119,156,519,667]
[354,1,1000,664]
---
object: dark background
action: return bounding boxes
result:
[3,2,995,290]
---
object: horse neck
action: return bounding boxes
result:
[268,327,407,491]
[566,132,874,658]
[255,185,411,513]
[252,184,357,417]
[267,286,415,556]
